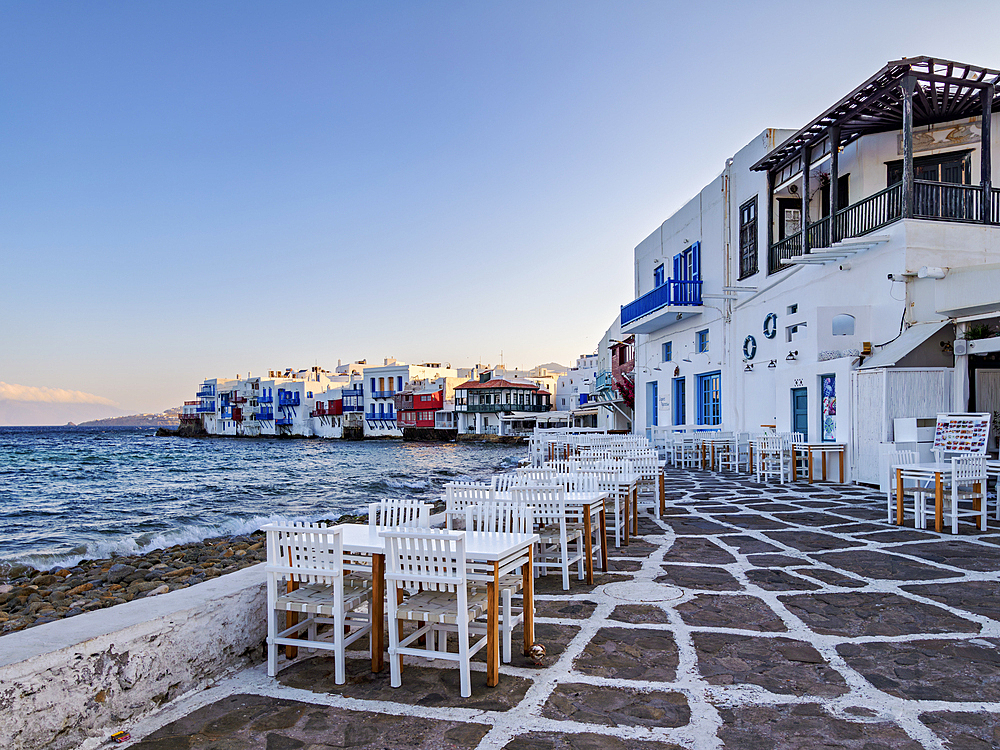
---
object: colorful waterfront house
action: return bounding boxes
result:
[454,373,551,436]
[556,353,598,427]
[622,56,1000,482]
[362,360,458,437]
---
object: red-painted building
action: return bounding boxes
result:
[396,388,444,428]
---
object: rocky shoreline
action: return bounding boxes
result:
[0,514,369,637]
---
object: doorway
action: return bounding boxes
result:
[791,387,808,440]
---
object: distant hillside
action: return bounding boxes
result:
[77,407,181,428]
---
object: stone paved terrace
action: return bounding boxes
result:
[124,468,1000,750]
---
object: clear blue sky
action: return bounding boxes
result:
[1,0,997,423]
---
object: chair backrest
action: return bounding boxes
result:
[510,485,567,526]
[465,501,533,534]
[265,522,343,586]
[952,454,987,483]
[381,528,467,592]
[516,467,556,483]
[443,483,494,529]
[491,473,522,492]
[758,435,784,454]
[883,449,918,487]
[369,499,431,531]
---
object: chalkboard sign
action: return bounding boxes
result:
[932,413,991,455]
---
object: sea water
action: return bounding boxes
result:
[0,427,522,571]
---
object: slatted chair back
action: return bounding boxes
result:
[510,485,568,526]
[516,467,556,484]
[266,521,343,586]
[369,499,432,532]
[465,501,533,535]
[491,473,523,492]
[952,455,987,485]
[382,528,468,593]
[443,483,494,529]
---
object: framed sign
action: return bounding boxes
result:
[932,413,991,454]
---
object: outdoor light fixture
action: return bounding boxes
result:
[786,351,798,361]
[768,360,777,368]
[744,363,754,372]
[682,356,692,363]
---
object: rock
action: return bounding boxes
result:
[147,585,170,597]
[33,574,59,586]
[67,583,94,596]
[164,567,194,578]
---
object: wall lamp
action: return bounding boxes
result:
[744,363,754,372]
[768,359,777,368]
[786,350,798,361]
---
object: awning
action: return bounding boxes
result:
[859,321,951,369]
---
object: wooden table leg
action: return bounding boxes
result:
[808,449,814,483]
[487,562,500,687]
[975,481,984,530]
[935,472,943,533]
[792,449,797,481]
[659,471,665,517]
[839,449,844,483]
[896,469,904,525]
[599,507,608,572]
[583,509,594,584]
[522,546,534,656]
[821,450,827,482]
[371,554,385,672]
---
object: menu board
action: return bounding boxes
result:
[932,413,991,455]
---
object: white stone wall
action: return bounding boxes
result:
[0,566,266,750]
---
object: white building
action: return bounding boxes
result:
[622,57,1000,482]
[555,354,598,427]
[362,360,458,437]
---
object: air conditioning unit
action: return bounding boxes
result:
[954,339,968,356]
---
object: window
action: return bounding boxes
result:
[663,342,672,362]
[696,371,722,426]
[370,378,375,393]
[397,376,403,391]
[787,304,798,315]
[832,314,855,336]
[672,377,686,426]
[653,264,665,287]
[646,381,658,427]
[697,329,709,353]
[738,196,758,279]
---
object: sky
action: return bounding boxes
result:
[2,0,998,424]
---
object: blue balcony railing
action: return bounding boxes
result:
[257,410,274,421]
[196,402,215,413]
[596,371,614,390]
[342,404,364,412]
[257,394,273,403]
[373,390,396,399]
[277,392,300,406]
[275,417,293,426]
[620,278,703,327]
[196,386,214,398]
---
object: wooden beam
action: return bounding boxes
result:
[766,170,775,266]
[802,143,811,254]
[983,85,994,224]
[902,76,915,219]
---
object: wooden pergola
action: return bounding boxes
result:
[751,57,1000,259]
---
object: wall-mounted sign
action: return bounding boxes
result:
[743,335,757,360]
[763,313,778,339]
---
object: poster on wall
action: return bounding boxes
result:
[821,375,836,442]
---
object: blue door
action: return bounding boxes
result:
[672,378,686,426]
[696,371,722,426]
[791,387,808,440]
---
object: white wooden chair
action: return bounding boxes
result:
[265,522,372,683]
[491,473,522,492]
[442,483,493,529]
[883,449,921,524]
[754,436,788,483]
[516,467,556,484]
[465,501,532,663]
[512,485,584,590]
[919,456,989,534]
[718,436,740,472]
[369,498,432,531]
[574,468,627,548]
[381,528,489,698]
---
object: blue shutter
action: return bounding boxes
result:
[691,241,701,280]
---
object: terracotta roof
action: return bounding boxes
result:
[455,378,542,391]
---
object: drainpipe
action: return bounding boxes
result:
[722,158,735,430]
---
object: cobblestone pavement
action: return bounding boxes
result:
[125,469,1000,749]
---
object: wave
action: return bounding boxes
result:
[0,512,330,571]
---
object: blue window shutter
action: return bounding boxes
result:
[673,253,682,281]
[692,242,701,279]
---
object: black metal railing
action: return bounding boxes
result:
[993,187,1000,224]
[832,181,903,246]
[913,180,981,222]
[767,232,803,275]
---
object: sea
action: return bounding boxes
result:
[0,427,523,572]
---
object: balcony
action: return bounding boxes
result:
[277,393,300,406]
[373,390,396,399]
[275,417,293,426]
[196,402,215,413]
[768,180,1000,274]
[256,410,274,421]
[196,386,214,398]
[620,279,703,334]
[257,394,273,403]
[462,403,548,413]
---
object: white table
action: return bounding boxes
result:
[325,524,538,688]
[893,462,988,533]
[494,490,609,579]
